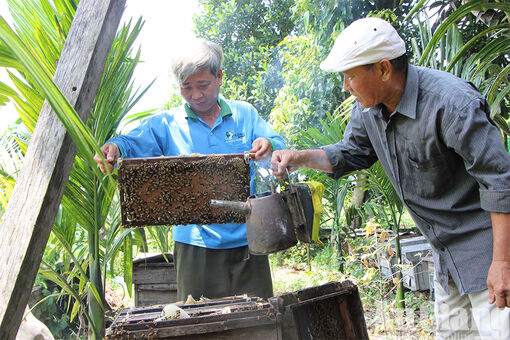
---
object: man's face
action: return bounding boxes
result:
[342,64,384,109]
[180,68,222,115]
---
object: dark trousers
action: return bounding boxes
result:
[174,241,273,301]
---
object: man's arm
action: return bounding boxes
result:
[270,149,333,178]
[488,212,510,308]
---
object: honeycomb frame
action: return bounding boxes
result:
[117,154,250,227]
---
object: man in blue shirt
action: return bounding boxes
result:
[94,39,285,301]
[271,18,510,339]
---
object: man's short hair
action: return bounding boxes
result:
[171,39,224,86]
[390,53,408,73]
[364,53,408,73]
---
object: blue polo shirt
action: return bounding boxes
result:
[109,96,285,249]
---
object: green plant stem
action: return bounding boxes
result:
[88,185,104,339]
[394,232,405,309]
[306,244,311,271]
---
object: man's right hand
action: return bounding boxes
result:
[270,150,299,178]
[270,149,334,178]
[94,143,120,174]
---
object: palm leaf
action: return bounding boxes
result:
[0,16,110,180]
[418,1,510,67]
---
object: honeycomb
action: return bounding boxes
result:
[118,154,250,227]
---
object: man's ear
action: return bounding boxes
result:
[217,69,223,84]
[379,59,392,81]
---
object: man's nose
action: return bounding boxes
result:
[191,89,203,100]
[342,78,351,92]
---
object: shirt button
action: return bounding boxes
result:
[209,132,213,135]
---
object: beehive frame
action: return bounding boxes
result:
[117,154,250,227]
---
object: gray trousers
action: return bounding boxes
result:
[173,241,273,301]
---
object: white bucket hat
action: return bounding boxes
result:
[320,17,406,73]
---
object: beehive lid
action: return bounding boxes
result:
[118,154,250,227]
[133,252,174,264]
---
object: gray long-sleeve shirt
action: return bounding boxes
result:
[322,65,510,295]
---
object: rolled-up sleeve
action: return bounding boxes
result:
[443,98,510,213]
[480,189,510,213]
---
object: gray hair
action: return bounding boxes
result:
[170,39,224,86]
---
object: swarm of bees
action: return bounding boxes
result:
[118,154,250,227]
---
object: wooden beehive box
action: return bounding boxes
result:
[107,281,368,340]
[106,296,277,340]
[117,154,250,227]
[133,253,177,307]
[270,280,369,340]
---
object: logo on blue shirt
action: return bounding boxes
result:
[225,131,245,141]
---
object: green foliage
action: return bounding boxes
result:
[270,237,435,337]
[195,0,295,118]
[0,5,107,175]
[269,34,344,146]
[291,0,375,34]
[270,243,345,294]
[30,283,79,339]
[0,0,506,337]
[408,0,510,135]
[162,84,183,110]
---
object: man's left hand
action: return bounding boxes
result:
[488,212,510,308]
[488,260,510,308]
[250,137,272,161]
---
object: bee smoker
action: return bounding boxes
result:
[211,184,315,255]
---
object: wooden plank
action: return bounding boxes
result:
[136,283,178,307]
[108,323,278,340]
[0,0,125,338]
[133,264,177,284]
[107,312,277,339]
[136,321,277,340]
[137,283,179,291]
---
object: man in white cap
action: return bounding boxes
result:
[271,17,510,339]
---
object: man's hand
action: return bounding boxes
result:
[488,211,510,308]
[488,260,510,308]
[249,137,272,161]
[270,150,300,178]
[93,143,120,174]
[270,149,333,178]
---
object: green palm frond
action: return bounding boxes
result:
[365,162,403,213]
[418,1,510,67]
[0,16,108,178]
[407,0,509,136]
[446,23,509,74]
